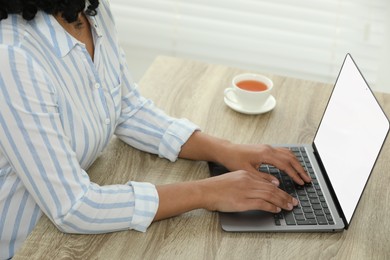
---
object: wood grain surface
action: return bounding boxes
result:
[14,56,390,260]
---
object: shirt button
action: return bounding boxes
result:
[104,118,111,125]
[94,83,100,89]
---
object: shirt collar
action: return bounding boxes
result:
[27,11,78,58]
[28,11,102,58]
[87,15,103,38]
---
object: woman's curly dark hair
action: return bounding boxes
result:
[0,0,99,23]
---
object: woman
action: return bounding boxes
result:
[0,1,310,258]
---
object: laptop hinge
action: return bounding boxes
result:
[312,143,349,229]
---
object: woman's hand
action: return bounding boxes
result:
[218,143,311,186]
[154,169,299,221]
[199,170,299,213]
[179,131,311,186]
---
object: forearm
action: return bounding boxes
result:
[154,180,207,221]
[178,130,231,164]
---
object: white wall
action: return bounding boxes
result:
[376,8,390,93]
[110,0,390,93]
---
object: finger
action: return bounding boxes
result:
[248,182,298,210]
[256,170,280,186]
[281,148,310,177]
[289,157,311,183]
[283,150,311,184]
[261,188,298,210]
[246,199,282,213]
[275,148,311,185]
[242,164,280,186]
[282,165,305,185]
[250,192,295,212]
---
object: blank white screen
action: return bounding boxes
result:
[314,54,389,224]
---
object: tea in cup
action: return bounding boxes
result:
[224,73,273,110]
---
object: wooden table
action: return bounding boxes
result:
[14,56,390,259]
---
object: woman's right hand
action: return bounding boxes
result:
[154,170,298,221]
[199,170,298,213]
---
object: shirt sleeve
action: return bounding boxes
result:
[114,48,200,162]
[0,46,157,234]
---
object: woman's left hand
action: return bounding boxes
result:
[217,143,311,186]
[179,131,311,185]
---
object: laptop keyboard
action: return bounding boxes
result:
[258,147,335,226]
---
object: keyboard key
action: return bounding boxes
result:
[305,183,313,188]
[310,198,320,204]
[312,204,322,210]
[274,213,283,219]
[295,215,305,221]
[305,213,315,219]
[326,215,333,221]
[300,201,310,207]
[284,212,296,225]
[293,208,303,215]
[306,187,316,193]
[259,166,268,172]
[316,216,328,225]
[274,213,283,225]
[297,219,317,225]
[314,210,324,216]
[299,196,309,201]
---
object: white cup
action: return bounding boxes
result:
[224,73,273,110]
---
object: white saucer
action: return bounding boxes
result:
[224,95,276,115]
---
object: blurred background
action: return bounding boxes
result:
[110,0,390,93]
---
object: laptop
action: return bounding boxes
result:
[208,54,390,232]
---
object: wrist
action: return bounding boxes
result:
[213,139,235,166]
[154,180,207,221]
[195,178,219,211]
[179,131,234,165]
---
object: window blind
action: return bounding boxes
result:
[110,0,390,93]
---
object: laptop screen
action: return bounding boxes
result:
[313,54,389,224]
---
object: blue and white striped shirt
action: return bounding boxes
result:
[0,1,198,258]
